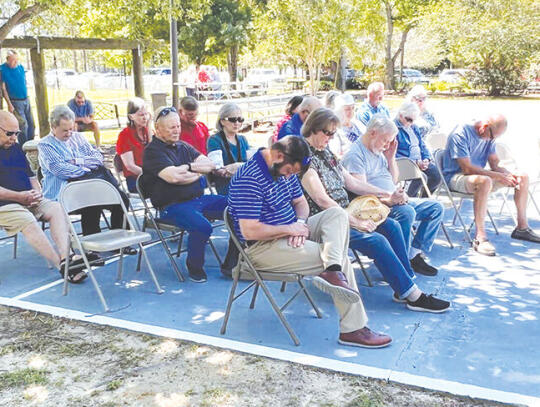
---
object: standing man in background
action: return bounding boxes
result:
[1,50,35,145]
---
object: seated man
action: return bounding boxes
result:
[0,111,85,283]
[343,115,443,276]
[228,135,392,348]
[67,90,100,147]
[179,96,210,154]
[442,114,540,255]
[277,96,322,140]
[38,105,135,257]
[142,106,238,282]
[356,82,390,126]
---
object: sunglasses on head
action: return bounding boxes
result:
[156,106,177,122]
[225,117,244,123]
[0,126,21,138]
[321,129,337,137]
[404,117,414,123]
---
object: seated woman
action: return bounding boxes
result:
[394,102,441,197]
[300,107,449,313]
[406,85,439,139]
[329,93,366,158]
[116,97,152,193]
[272,95,303,143]
[207,103,250,195]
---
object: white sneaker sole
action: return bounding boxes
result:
[406,303,450,313]
[312,276,361,304]
[338,338,392,349]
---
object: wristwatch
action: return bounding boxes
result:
[187,162,192,172]
[297,218,307,224]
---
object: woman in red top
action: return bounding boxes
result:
[116,97,152,192]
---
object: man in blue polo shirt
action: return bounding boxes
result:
[442,114,540,256]
[228,135,392,349]
[0,50,35,145]
[67,90,101,147]
[277,96,322,140]
[356,82,390,126]
[142,106,237,282]
[0,111,86,283]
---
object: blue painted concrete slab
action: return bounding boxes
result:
[1,203,539,404]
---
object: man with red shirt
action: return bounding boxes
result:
[179,96,210,154]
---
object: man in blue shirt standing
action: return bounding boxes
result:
[228,135,392,348]
[442,114,540,256]
[356,82,390,126]
[277,96,321,140]
[0,50,35,145]
[67,90,101,147]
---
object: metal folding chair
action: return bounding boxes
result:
[396,157,454,248]
[424,132,448,153]
[220,207,322,346]
[0,232,18,259]
[59,179,163,312]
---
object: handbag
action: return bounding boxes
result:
[346,195,390,229]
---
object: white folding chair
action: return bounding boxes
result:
[59,179,163,312]
[396,157,454,248]
[424,132,448,153]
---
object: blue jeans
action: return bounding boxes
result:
[349,217,417,298]
[406,162,441,197]
[389,198,444,253]
[159,195,237,273]
[12,99,35,144]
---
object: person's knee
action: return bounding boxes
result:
[474,176,492,194]
[518,172,529,188]
[324,206,348,222]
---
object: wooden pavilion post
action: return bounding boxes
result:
[132,46,144,98]
[29,47,49,137]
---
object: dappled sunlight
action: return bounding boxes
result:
[184,345,210,360]
[155,339,179,355]
[334,349,358,358]
[124,280,145,288]
[154,393,190,407]
[205,351,233,365]
[28,355,46,369]
[23,385,48,403]
[191,310,224,325]
[171,289,184,294]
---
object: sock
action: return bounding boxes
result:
[409,246,421,260]
[407,288,422,302]
[325,264,342,273]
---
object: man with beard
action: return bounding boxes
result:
[227,135,392,348]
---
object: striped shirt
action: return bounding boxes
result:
[228,149,303,242]
[38,132,103,200]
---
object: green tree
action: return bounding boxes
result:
[0,0,60,42]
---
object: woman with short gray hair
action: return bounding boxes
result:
[329,93,366,157]
[406,85,439,138]
[49,105,75,128]
[207,102,250,194]
[394,101,441,196]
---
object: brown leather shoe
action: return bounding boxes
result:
[338,327,392,349]
[312,271,361,304]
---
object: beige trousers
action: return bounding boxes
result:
[242,206,368,333]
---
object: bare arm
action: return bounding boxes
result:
[191,154,216,174]
[0,184,41,206]
[157,165,200,185]
[1,82,14,112]
[29,177,42,193]
[487,154,511,175]
[291,195,309,220]
[383,139,399,184]
[120,151,142,176]
[301,168,340,210]
[349,172,406,206]
[343,168,391,198]
[239,218,301,241]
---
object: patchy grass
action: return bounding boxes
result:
[0,368,48,390]
[105,379,123,391]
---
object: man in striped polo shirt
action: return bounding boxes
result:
[227,136,392,348]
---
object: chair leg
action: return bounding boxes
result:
[80,250,110,312]
[487,209,499,235]
[220,274,240,335]
[353,249,372,287]
[13,233,18,259]
[529,191,540,216]
[139,243,164,294]
[209,239,222,265]
[440,223,454,249]
[298,278,322,318]
[452,198,464,226]
[116,249,124,281]
[249,284,259,309]
[280,281,287,292]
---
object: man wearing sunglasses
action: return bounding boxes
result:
[0,111,86,283]
[227,135,392,348]
[442,114,540,256]
[277,96,322,140]
[142,107,238,282]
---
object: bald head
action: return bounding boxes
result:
[0,110,18,129]
[0,111,21,149]
[477,113,508,140]
[487,114,507,132]
[298,96,323,123]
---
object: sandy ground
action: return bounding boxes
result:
[0,306,514,407]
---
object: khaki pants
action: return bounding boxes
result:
[241,206,368,333]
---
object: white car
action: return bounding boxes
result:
[398,69,429,84]
[45,69,78,87]
[245,68,286,85]
[438,69,470,83]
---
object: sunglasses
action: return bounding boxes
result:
[155,106,177,122]
[404,117,414,123]
[414,96,426,102]
[0,126,22,138]
[224,117,245,123]
[488,127,494,140]
[321,129,337,137]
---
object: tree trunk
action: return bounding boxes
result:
[0,4,46,42]
[227,44,238,88]
[394,30,409,86]
[384,1,395,90]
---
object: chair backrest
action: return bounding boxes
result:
[433,148,445,171]
[495,143,515,163]
[223,207,246,251]
[136,174,150,200]
[113,154,124,175]
[60,179,124,213]
[396,157,424,182]
[425,132,448,152]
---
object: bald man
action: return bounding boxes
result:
[277,96,322,140]
[442,114,540,256]
[0,111,86,282]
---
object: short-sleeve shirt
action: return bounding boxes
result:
[0,63,28,100]
[356,100,390,125]
[116,126,149,178]
[227,149,303,242]
[142,138,203,208]
[442,124,496,183]
[180,120,210,154]
[277,113,303,140]
[67,98,94,118]
[0,143,34,206]
[342,139,396,193]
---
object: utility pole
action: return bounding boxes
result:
[170,0,179,109]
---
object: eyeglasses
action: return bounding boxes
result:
[155,106,177,122]
[404,117,414,123]
[225,117,244,123]
[321,129,337,137]
[414,96,426,102]
[488,127,494,140]
[0,125,22,138]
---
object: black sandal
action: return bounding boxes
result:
[59,257,88,284]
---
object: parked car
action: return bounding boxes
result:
[245,68,286,85]
[147,67,172,76]
[397,69,429,84]
[45,69,78,87]
[438,69,470,83]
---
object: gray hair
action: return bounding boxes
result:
[127,97,147,127]
[406,85,428,102]
[323,91,341,110]
[216,102,242,132]
[6,49,17,58]
[49,105,75,128]
[364,114,398,139]
[367,82,384,96]
[301,107,340,138]
[397,101,420,119]
[298,96,322,113]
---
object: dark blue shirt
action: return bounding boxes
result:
[67,98,94,118]
[0,143,34,206]
[277,113,303,140]
[228,150,303,242]
[142,138,204,208]
[0,63,28,100]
